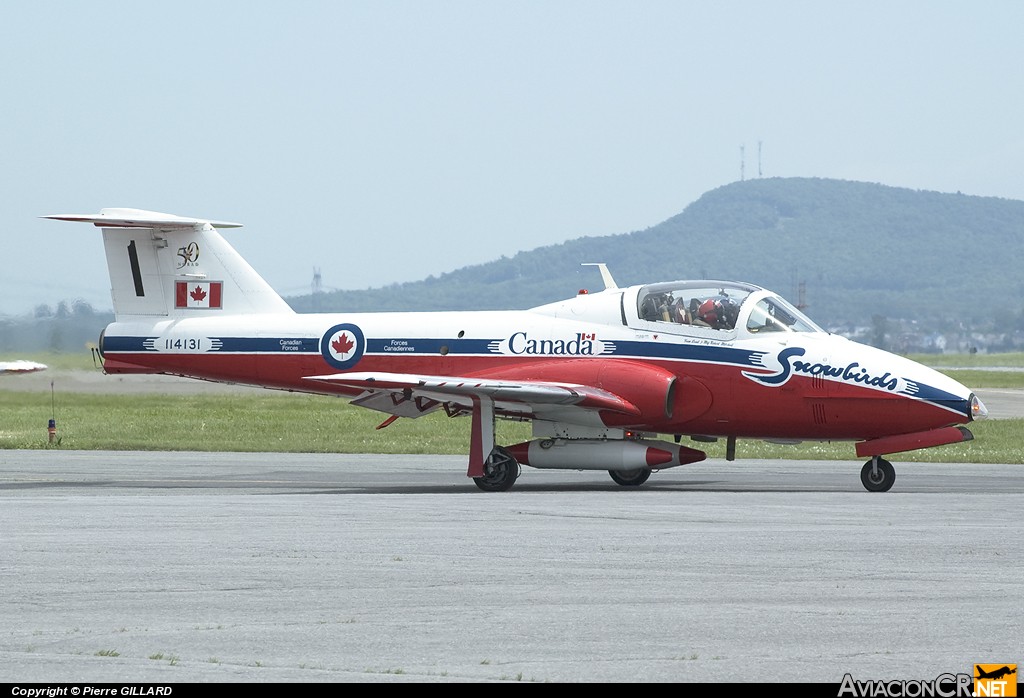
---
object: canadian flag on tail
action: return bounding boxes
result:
[175,281,223,309]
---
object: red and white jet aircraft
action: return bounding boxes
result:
[45,208,987,492]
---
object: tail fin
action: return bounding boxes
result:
[42,208,294,319]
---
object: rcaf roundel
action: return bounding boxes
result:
[321,323,365,370]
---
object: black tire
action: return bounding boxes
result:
[860,458,896,492]
[473,446,520,492]
[608,468,651,487]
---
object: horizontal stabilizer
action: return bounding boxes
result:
[41,208,242,229]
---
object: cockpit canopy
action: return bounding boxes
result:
[635,281,823,335]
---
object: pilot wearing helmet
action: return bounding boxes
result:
[695,297,737,330]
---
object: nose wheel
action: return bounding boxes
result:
[860,457,896,492]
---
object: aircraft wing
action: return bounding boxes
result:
[303,371,641,419]
[0,360,47,375]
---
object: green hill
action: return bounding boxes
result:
[288,177,1024,331]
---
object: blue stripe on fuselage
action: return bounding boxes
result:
[216,337,320,352]
[901,380,972,418]
[103,336,157,352]
[103,335,766,364]
[606,340,767,367]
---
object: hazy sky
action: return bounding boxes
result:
[3,1,1023,316]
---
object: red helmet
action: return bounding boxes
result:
[698,298,721,326]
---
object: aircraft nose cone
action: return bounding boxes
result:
[970,393,988,420]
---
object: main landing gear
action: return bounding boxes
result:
[473,446,520,492]
[474,450,655,490]
[860,456,896,492]
[608,468,652,486]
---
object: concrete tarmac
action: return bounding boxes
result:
[1,450,1021,683]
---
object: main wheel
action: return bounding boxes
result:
[473,446,520,492]
[860,457,896,492]
[608,467,651,487]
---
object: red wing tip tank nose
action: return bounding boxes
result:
[505,439,706,471]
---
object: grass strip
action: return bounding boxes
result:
[1,390,1018,464]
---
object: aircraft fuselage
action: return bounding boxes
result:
[99,306,976,443]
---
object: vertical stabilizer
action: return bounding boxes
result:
[43,208,294,319]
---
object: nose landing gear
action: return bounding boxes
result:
[860,456,896,492]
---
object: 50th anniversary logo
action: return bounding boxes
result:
[838,664,1017,697]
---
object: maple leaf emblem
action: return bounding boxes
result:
[332,332,355,355]
[190,285,207,302]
